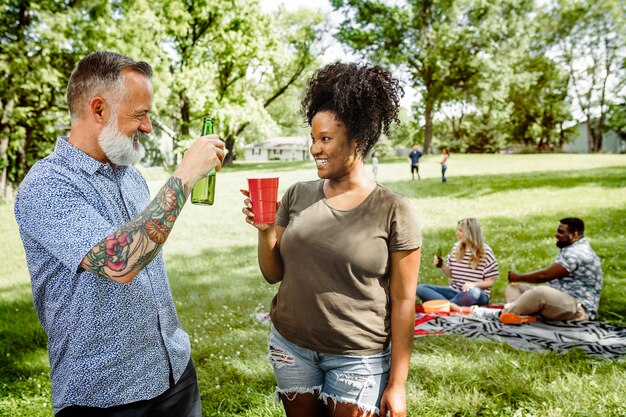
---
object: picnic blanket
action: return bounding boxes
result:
[254,309,626,360]
[414,307,626,360]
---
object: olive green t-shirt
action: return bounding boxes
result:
[270,179,422,355]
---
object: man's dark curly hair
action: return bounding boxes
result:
[301,62,404,156]
[560,217,585,235]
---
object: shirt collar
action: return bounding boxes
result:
[54,136,118,176]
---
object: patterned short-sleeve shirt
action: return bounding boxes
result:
[549,237,603,319]
[14,137,190,413]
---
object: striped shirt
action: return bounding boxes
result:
[446,243,499,295]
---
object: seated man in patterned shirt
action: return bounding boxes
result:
[473,218,603,324]
[14,51,224,416]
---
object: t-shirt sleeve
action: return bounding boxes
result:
[14,171,116,274]
[556,247,580,274]
[483,247,499,279]
[275,184,294,228]
[388,197,421,252]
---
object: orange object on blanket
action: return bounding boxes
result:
[422,300,451,313]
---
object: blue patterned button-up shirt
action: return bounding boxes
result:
[550,237,603,319]
[14,137,190,413]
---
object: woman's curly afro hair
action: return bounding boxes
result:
[301,61,404,156]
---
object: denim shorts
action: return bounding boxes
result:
[268,325,390,415]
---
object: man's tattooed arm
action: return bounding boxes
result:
[81,176,188,283]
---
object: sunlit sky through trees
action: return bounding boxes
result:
[259,0,418,107]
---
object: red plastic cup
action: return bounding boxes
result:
[247,177,279,224]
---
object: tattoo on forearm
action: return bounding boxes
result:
[84,176,186,280]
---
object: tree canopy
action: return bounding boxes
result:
[1,0,624,198]
[0,0,325,197]
[331,0,626,154]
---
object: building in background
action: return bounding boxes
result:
[564,122,625,153]
[244,137,311,161]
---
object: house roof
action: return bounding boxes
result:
[244,136,309,150]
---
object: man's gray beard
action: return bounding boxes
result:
[98,119,146,166]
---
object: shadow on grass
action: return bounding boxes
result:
[409,334,623,416]
[165,234,625,414]
[2,201,623,414]
[387,166,626,199]
[0,286,48,383]
[165,244,281,414]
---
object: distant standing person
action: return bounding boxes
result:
[408,145,423,180]
[372,151,379,181]
[440,148,449,183]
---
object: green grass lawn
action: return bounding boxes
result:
[1,153,625,416]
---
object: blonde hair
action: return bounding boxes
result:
[454,218,485,269]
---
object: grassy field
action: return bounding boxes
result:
[1,153,625,416]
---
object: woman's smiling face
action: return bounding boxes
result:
[310,111,361,180]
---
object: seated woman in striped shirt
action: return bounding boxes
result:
[417,218,499,312]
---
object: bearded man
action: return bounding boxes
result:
[473,217,603,324]
[14,51,224,416]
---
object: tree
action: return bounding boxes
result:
[506,55,572,150]
[0,0,325,199]
[331,0,536,154]
[606,101,626,144]
[0,1,120,198]
[551,0,626,152]
[386,107,419,149]
[154,0,324,165]
[224,8,326,161]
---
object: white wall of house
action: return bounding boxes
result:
[244,137,311,161]
[564,122,624,153]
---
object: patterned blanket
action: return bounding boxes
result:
[414,309,626,360]
[256,309,626,360]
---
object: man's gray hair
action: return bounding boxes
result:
[66,51,153,120]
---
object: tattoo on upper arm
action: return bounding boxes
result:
[84,176,186,279]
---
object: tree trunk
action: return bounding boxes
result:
[593,129,603,153]
[177,90,191,165]
[594,115,604,152]
[0,97,15,199]
[0,136,8,199]
[224,135,235,165]
[586,120,603,153]
[423,100,434,154]
[0,167,6,200]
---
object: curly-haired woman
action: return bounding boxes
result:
[417,218,498,310]
[242,62,422,417]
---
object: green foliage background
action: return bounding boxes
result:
[0,0,325,196]
[3,0,626,200]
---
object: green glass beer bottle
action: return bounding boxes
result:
[191,117,216,205]
[436,246,444,268]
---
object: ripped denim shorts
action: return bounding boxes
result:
[268,325,390,415]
